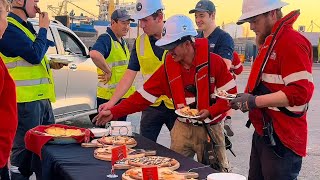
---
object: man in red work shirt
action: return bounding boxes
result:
[0,0,18,179]
[231,0,314,179]
[94,15,237,171]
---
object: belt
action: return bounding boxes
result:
[177,116,223,126]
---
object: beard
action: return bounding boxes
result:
[256,21,273,46]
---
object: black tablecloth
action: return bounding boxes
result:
[41,134,216,180]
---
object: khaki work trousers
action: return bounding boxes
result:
[170,120,230,172]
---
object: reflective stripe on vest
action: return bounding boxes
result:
[109,60,128,67]
[136,33,173,109]
[15,78,50,86]
[96,33,135,100]
[2,17,55,103]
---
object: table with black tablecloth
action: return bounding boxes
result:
[41,134,216,180]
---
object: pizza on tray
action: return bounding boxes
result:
[44,127,83,137]
[122,167,198,180]
[97,135,137,146]
[179,106,199,117]
[94,147,145,161]
[128,156,179,169]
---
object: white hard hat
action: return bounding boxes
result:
[155,15,198,50]
[237,0,288,25]
[133,0,165,20]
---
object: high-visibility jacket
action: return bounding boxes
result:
[97,33,135,100]
[136,33,173,109]
[0,17,55,103]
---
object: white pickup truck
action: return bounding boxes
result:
[30,19,98,122]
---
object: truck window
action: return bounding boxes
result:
[33,26,58,55]
[58,30,85,56]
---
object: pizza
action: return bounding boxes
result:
[94,147,145,161]
[97,135,137,146]
[179,106,199,117]
[122,167,198,180]
[127,156,179,168]
[44,127,83,137]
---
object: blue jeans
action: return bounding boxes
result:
[10,99,54,180]
[140,102,177,142]
[248,132,302,180]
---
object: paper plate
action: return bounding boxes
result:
[214,93,237,100]
[175,110,200,119]
[51,58,73,65]
[89,128,109,137]
[207,173,246,180]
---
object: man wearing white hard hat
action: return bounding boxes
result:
[95,15,237,169]
[97,0,177,142]
[230,0,314,179]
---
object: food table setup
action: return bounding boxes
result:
[24,124,218,180]
[40,134,217,180]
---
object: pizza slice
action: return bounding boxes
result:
[179,106,199,117]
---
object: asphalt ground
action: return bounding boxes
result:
[61,63,320,180]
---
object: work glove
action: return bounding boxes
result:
[230,93,257,113]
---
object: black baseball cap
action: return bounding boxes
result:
[111,9,135,22]
[189,0,216,14]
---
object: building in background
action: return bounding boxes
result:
[300,32,320,62]
[222,22,244,39]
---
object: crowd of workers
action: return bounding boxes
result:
[0,0,314,179]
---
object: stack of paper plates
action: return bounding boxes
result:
[207,173,246,180]
[89,128,109,138]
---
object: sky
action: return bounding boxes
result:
[38,0,320,32]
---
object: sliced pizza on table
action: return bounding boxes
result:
[122,167,198,180]
[114,156,180,170]
[94,147,146,161]
[95,135,137,148]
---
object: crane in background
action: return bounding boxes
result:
[307,20,320,32]
[47,0,98,18]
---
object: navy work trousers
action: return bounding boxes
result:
[140,102,177,142]
[248,131,302,180]
[10,99,54,180]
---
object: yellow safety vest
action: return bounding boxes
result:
[0,17,55,103]
[97,33,135,100]
[136,33,174,109]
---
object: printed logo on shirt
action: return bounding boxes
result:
[210,77,215,84]
[270,51,277,60]
[210,43,215,49]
